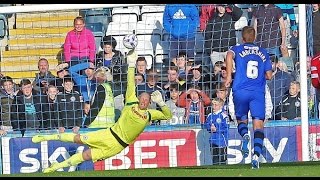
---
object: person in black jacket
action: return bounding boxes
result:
[204,4,243,68]
[11,79,49,136]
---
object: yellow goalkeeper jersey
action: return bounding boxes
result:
[110,67,172,144]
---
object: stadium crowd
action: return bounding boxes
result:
[0,4,317,143]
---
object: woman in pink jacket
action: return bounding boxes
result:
[64,16,96,67]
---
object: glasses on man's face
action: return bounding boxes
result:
[221,66,226,70]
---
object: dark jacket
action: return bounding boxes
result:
[205,5,243,53]
[11,90,51,136]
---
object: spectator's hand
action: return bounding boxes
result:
[84,103,90,115]
[293,30,298,37]
[58,127,65,133]
[0,130,7,136]
[72,126,80,134]
[151,90,166,107]
[127,49,138,67]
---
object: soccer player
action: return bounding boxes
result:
[224,26,273,169]
[31,50,173,173]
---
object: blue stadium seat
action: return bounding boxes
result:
[0,14,7,39]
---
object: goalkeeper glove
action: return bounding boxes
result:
[127,49,138,67]
[151,90,166,107]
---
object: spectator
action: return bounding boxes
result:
[312,4,320,55]
[163,4,199,59]
[163,83,186,125]
[50,63,73,92]
[134,73,145,86]
[187,64,211,97]
[162,65,185,100]
[11,79,43,136]
[199,4,215,31]
[204,4,243,67]
[275,81,301,120]
[267,56,294,120]
[275,4,298,71]
[136,69,164,112]
[56,75,83,133]
[252,4,286,59]
[204,97,229,165]
[176,86,211,124]
[64,16,96,67]
[136,57,148,81]
[0,76,19,134]
[68,62,97,115]
[83,67,116,128]
[96,35,127,97]
[173,51,193,83]
[43,85,60,130]
[32,58,56,94]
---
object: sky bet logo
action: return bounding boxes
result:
[1,137,93,174]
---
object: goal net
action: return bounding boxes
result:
[0,4,316,175]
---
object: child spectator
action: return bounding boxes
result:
[163,83,185,125]
[0,76,19,134]
[134,73,145,86]
[204,97,229,165]
[176,86,211,124]
[275,81,301,120]
[44,85,60,130]
[56,75,83,133]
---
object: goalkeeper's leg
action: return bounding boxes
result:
[32,133,77,143]
[43,148,93,173]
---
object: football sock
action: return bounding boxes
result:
[253,129,264,157]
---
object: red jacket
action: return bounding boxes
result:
[176,90,211,124]
[311,53,320,89]
[64,28,96,63]
[199,4,215,31]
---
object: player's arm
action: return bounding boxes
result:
[125,50,139,103]
[149,90,173,120]
[225,50,234,88]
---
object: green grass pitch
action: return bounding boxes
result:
[2,161,320,177]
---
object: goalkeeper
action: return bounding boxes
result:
[32,50,173,173]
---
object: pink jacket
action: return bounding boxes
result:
[176,90,211,124]
[63,28,96,63]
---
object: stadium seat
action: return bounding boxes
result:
[106,21,137,36]
[234,16,248,30]
[0,15,6,39]
[136,34,161,53]
[194,32,205,54]
[140,5,165,24]
[136,20,162,36]
[135,40,154,69]
[79,8,111,33]
[86,22,104,36]
[112,6,140,23]
[155,41,170,63]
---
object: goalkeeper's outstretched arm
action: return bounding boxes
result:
[125,50,139,103]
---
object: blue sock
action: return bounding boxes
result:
[253,129,264,157]
[237,122,248,137]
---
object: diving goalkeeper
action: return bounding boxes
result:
[32,50,173,173]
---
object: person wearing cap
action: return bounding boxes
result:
[187,64,211,97]
[49,63,74,92]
